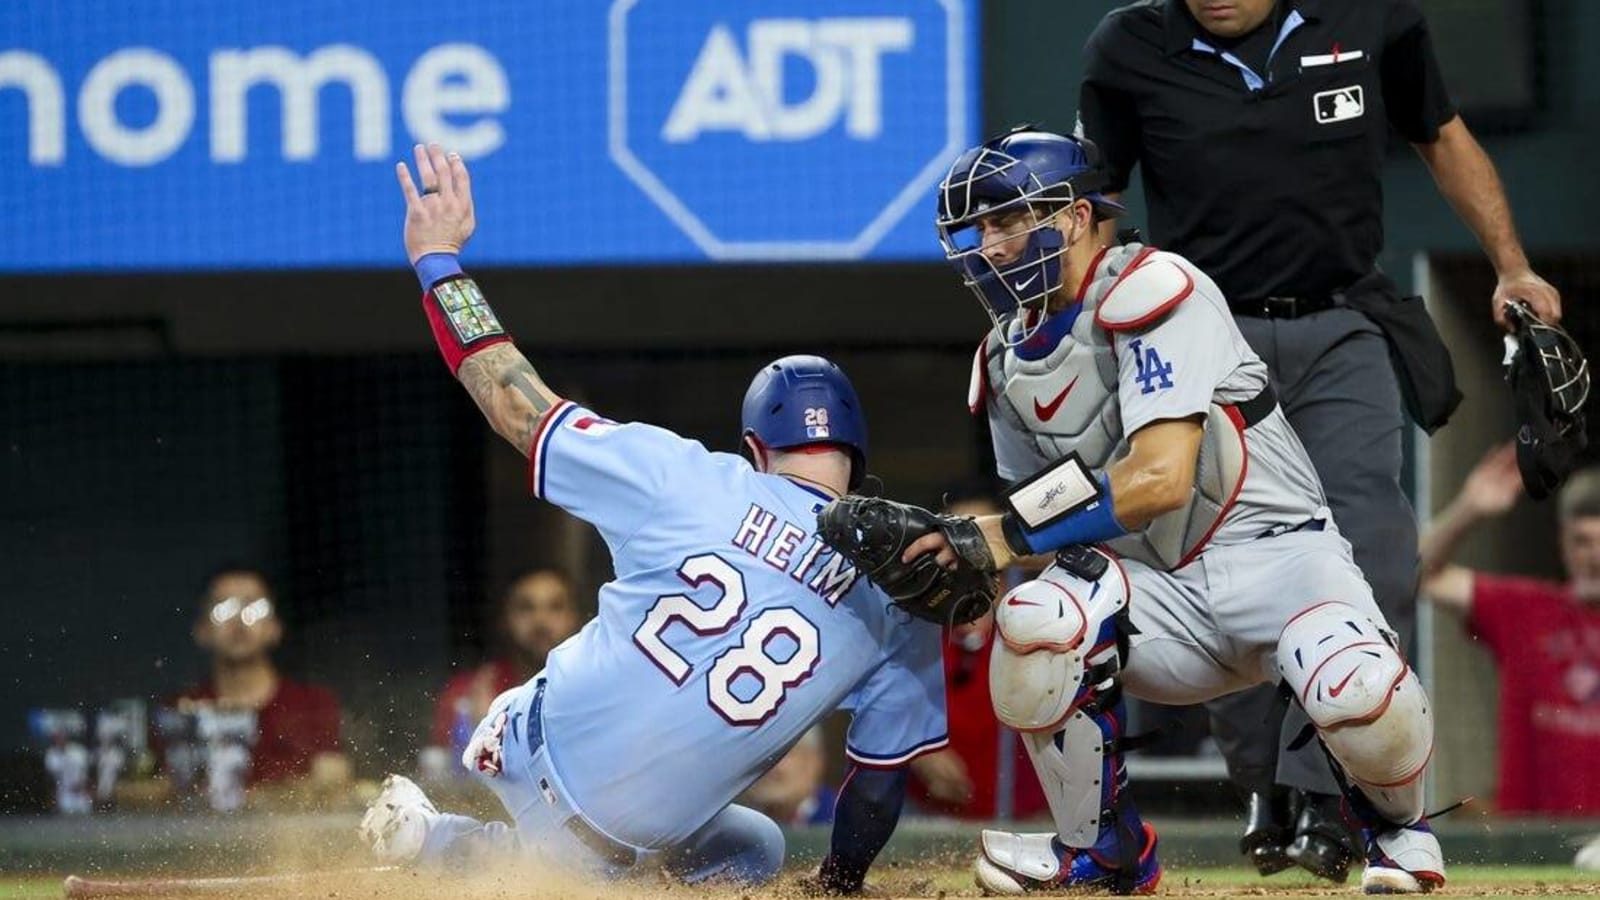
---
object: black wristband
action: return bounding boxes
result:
[1000,512,1033,559]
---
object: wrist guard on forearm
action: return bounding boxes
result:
[1001,453,1126,556]
[423,274,511,375]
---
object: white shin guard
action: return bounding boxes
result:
[1278,602,1433,824]
[989,551,1132,847]
[1019,714,1113,848]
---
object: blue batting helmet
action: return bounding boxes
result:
[740,355,868,490]
[936,125,1126,345]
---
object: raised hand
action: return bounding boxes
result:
[395,143,476,265]
[1459,441,1523,518]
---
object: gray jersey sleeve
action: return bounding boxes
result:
[988,398,1049,484]
[1114,297,1245,436]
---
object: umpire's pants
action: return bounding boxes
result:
[1210,307,1419,797]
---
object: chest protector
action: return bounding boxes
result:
[978,244,1247,571]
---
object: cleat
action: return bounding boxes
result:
[1361,822,1445,894]
[1349,792,1445,894]
[974,824,1162,895]
[1239,789,1293,876]
[1288,829,1355,883]
[1574,834,1600,872]
[358,774,439,864]
[1285,791,1355,883]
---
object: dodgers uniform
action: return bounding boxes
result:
[977,243,1391,701]
[423,402,948,882]
[939,129,1442,894]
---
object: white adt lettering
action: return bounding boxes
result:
[815,19,911,139]
[662,17,912,144]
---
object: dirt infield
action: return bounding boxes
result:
[11,864,1597,900]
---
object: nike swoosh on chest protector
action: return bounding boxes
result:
[1032,375,1081,422]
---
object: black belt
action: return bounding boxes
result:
[1230,294,1339,319]
[525,680,640,868]
[1236,382,1278,428]
[526,680,547,751]
[1258,517,1327,540]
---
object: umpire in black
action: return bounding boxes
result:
[1077,0,1563,882]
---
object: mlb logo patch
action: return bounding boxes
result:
[1313,86,1364,124]
[803,406,831,439]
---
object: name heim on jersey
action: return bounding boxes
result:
[729,504,862,604]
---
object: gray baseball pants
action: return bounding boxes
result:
[1208,307,1420,796]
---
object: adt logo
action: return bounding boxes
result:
[609,0,969,260]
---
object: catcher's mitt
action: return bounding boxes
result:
[816,496,998,625]
[1504,300,1590,499]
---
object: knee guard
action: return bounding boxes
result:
[1277,602,1433,825]
[991,548,1143,861]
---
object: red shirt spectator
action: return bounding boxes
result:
[176,678,342,785]
[431,569,584,755]
[912,620,1048,819]
[165,565,349,792]
[432,659,521,748]
[909,486,1049,819]
[1468,574,1600,815]
[1420,447,1600,816]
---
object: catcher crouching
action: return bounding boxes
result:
[817,127,1444,895]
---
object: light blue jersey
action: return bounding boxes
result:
[526,402,948,849]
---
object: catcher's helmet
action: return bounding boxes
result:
[741,355,868,490]
[937,125,1126,345]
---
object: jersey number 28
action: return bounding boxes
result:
[632,554,820,726]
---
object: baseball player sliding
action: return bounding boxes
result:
[359,145,948,892]
[819,128,1444,895]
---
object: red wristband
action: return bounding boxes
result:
[422,275,512,375]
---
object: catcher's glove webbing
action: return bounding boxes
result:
[1504,300,1590,499]
[816,496,998,625]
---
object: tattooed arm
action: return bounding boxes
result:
[396,143,568,457]
[454,343,563,458]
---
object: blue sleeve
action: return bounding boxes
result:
[816,767,907,893]
[842,621,948,767]
[529,402,709,557]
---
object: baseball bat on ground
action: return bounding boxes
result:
[62,867,396,898]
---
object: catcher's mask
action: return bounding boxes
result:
[1504,299,1591,499]
[740,354,868,490]
[936,126,1125,347]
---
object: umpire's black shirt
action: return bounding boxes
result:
[1080,0,1457,301]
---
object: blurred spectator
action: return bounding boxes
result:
[172,565,348,789]
[908,481,1047,820]
[1420,445,1600,815]
[740,726,836,825]
[44,737,91,815]
[431,568,583,757]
